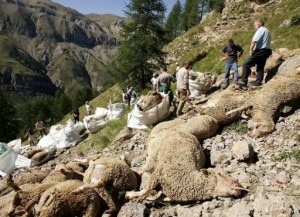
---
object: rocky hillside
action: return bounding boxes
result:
[0,0,126,101]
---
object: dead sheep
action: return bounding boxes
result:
[142,115,218,173]
[35,180,104,217]
[126,130,244,202]
[149,114,219,141]
[41,164,83,184]
[137,91,163,111]
[74,157,138,215]
[6,166,83,217]
[13,168,51,186]
[7,182,56,217]
[178,114,219,140]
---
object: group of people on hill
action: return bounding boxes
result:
[24,121,47,146]
[151,61,194,116]
[151,18,272,116]
[221,19,272,88]
[24,100,95,146]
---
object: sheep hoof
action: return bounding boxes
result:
[163,197,172,202]
[145,190,162,201]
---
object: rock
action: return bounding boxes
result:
[231,141,254,161]
[117,202,147,217]
[252,187,299,217]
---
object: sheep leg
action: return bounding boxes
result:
[125,189,148,199]
[7,192,20,216]
[225,105,251,117]
[82,203,99,217]
[126,172,161,201]
[145,190,162,201]
[95,188,117,215]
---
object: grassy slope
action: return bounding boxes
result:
[58,84,129,153]
[0,34,44,75]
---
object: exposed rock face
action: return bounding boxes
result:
[0,0,125,100]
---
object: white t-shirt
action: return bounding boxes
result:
[151,77,158,85]
[86,104,92,113]
[176,67,189,90]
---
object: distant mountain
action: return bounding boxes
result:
[0,0,126,101]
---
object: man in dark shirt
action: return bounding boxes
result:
[157,66,176,104]
[221,39,243,89]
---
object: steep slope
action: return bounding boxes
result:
[0,0,124,101]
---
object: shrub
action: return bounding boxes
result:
[273,148,300,162]
[224,120,248,134]
[290,14,300,26]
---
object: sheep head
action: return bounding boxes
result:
[60,168,84,181]
[209,168,244,198]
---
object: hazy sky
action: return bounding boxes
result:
[51,0,185,16]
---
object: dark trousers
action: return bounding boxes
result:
[241,48,272,85]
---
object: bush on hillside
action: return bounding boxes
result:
[291,14,300,26]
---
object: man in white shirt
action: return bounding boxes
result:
[85,101,93,116]
[239,19,272,87]
[176,61,193,116]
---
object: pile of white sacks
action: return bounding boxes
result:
[0,97,172,176]
[0,102,126,176]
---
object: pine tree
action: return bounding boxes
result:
[210,0,225,13]
[113,0,167,90]
[181,0,201,31]
[0,88,19,142]
[165,0,182,41]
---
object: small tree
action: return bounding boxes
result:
[165,0,182,41]
[181,0,201,31]
[210,0,225,13]
[113,0,167,90]
[0,88,19,142]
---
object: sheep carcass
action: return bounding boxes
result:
[35,180,103,217]
[74,157,138,215]
[126,130,243,202]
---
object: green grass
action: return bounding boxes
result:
[57,84,131,153]
[223,120,248,134]
[272,147,300,162]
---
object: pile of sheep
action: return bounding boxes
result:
[0,157,138,217]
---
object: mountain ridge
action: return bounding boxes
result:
[0,0,125,101]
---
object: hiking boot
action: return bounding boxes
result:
[249,81,262,86]
[238,80,247,87]
[221,83,229,89]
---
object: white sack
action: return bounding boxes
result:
[189,79,205,98]
[66,119,85,134]
[7,138,22,153]
[37,123,82,149]
[107,103,125,121]
[127,93,170,129]
[83,110,108,134]
[0,143,32,176]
